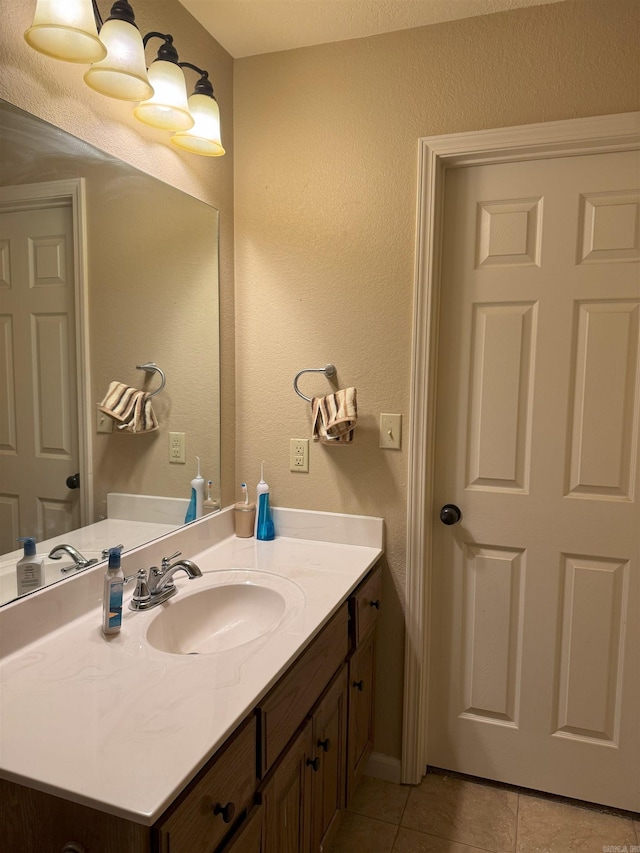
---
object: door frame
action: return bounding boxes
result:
[0,178,93,528]
[401,111,640,785]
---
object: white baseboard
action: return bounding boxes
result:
[364,752,402,784]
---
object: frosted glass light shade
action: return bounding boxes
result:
[171,94,225,157]
[133,61,193,131]
[84,19,153,101]
[25,0,106,63]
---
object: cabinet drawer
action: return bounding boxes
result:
[258,604,349,776]
[156,715,257,853]
[350,564,382,647]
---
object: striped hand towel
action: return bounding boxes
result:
[311,387,357,444]
[99,381,159,434]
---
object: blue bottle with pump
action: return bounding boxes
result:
[256,461,275,540]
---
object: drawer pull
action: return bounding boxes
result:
[306,756,320,771]
[317,737,331,752]
[213,801,236,824]
[369,599,381,609]
[352,679,364,691]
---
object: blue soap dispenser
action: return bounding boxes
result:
[256,461,275,541]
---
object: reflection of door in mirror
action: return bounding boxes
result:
[0,195,84,552]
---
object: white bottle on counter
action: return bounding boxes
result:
[16,537,45,596]
[102,547,124,636]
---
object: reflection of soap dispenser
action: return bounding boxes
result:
[256,461,275,541]
[185,456,205,523]
[16,537,45,596]
[102,546,124,636]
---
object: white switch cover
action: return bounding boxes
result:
[379,413,402,449]
[96,405,113,434]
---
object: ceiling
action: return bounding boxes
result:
[177,0,567,58]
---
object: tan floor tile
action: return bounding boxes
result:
[634,820,640,842]
[516,795,637,853]
[392,826,488,852]
[325,811,398,853]
[348,776,411,824]
[401,774,517,852]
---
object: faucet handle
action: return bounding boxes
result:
[131,569,150,606]
[161,551,182,571]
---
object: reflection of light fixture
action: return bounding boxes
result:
[172,65,225,157]
[25,2,224,156]
[25,0,106,63]
[83,1,152,101]
[133,33,193,131]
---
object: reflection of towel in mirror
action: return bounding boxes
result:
[99,381,159,434]
[311,388,357,444]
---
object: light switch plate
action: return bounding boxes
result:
[96,404,113,434]
[379,413,402,449]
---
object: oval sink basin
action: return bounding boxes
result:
[146,582,288,655]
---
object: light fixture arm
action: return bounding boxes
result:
[91,1,138,31]
[143,32,180,63]
[178,62,215,98]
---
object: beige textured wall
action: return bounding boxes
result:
[234,0,640,761]
[0,0,236,507]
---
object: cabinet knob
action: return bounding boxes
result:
[317,737,331,752]
[306,756,320,771]
[213,801,236,824]
[369,599,380,609]
[352,679,364,691]
[62,845,86,853]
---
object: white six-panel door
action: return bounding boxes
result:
[0,202,80,553]
[428,150,639,811]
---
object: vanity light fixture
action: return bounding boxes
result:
[171,64,225,157]
[25,0,106,63]
[83,1,152,101]
[133,34,193,131]
[24,0,224,156]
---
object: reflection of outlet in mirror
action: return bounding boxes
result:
[290,438,309,472]
[96,405,113,434]
[379,413,402,449]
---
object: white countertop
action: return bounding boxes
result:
[0,508,383,826]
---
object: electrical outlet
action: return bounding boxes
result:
[290,438,309,472]
[169,431,186,464]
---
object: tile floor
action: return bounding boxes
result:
[326,773,640,853]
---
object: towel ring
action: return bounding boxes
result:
[136,362,165,398]
[293,364,336,402]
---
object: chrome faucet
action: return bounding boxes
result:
[129,551,202,611]
[48,544,99,573]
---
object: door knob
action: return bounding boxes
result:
[440,504,462,525]
[66,473,80,490]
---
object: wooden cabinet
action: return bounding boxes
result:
[345,564,381,805]
[155,714,257,853]
[309,666,348,852]
[0,564,381,853]
[346,628,376,803]
[218,806,263,853]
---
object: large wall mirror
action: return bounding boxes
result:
[0,99,220,606]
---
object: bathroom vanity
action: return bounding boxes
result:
[0,507,383,852]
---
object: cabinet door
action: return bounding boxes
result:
[218,806,263,853]
[262,722,314,853]
[347,629,376,804]
[310,666,348,853]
